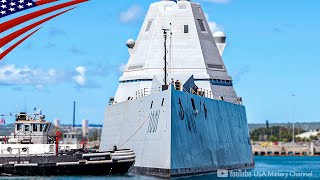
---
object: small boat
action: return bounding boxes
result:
[0,110,135,176]
[0,148,135,176]
[0,111,80,155]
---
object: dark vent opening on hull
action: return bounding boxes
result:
[203,104,208,119]
[161,98,165,106]
[184,25,189,33]
[128,65,143,70]
[197,19,206,32]
[150,101,153,109]
[145,20,153,32]
[178,98,185,120]
[207,64,224,70]
[191,98,196,110]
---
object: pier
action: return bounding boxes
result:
[252,142,320,156]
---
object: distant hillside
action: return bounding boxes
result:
[59,124,103,128]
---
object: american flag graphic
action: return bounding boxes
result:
[0,0,88,60]
[0,118,5,125]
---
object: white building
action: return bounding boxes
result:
[54,119,60,128]
[82,119,89,137]
[296,131,320,139]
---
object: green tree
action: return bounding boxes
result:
[250,126,306,142]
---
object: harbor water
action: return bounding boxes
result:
[1,156,320,179]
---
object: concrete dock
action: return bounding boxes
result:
[252,142,320,156]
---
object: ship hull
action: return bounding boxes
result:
[100,86,254,178]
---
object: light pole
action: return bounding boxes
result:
[292,93,296,143]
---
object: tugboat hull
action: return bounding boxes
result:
[0,161,134,176]
[0,150,135,176]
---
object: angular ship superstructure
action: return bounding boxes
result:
[100,0,254,177]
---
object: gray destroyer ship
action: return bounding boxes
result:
[100,0,254,177]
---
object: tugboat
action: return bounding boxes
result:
[0,111,78,155]
[0,111,136,176]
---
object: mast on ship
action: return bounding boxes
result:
[162,28,170,90]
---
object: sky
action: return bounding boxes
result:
[1,0,320,125]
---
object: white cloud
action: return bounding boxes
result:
[0,64,63,85]
[205,13,223,33]
[0,63,121,89]
[73,66,87,86]
[0,64,90,88]
[202,0,231,4]
[120,5,143,23]
[118,63,127,73]
[48,69,57,76]
[232,66,250,84]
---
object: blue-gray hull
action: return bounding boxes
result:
[170,90,253,176]
[100,87,254,178]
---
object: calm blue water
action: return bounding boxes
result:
[1,156,320,179]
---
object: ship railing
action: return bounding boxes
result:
[135,86,243,105]
[135,86,214,99]
[181,87,213,99]
[181,87,243,105]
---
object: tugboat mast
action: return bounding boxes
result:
[73,101,76,128]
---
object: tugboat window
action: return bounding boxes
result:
[25,125,30,132]
[40,124,43,132]
[16,124,22,131]
[161,98,165,106]
[150,101,153,109]
[33,124,37,132]
[184,25,189,33]
[43,124,48,132]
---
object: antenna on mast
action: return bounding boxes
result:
[162,27,170,90]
